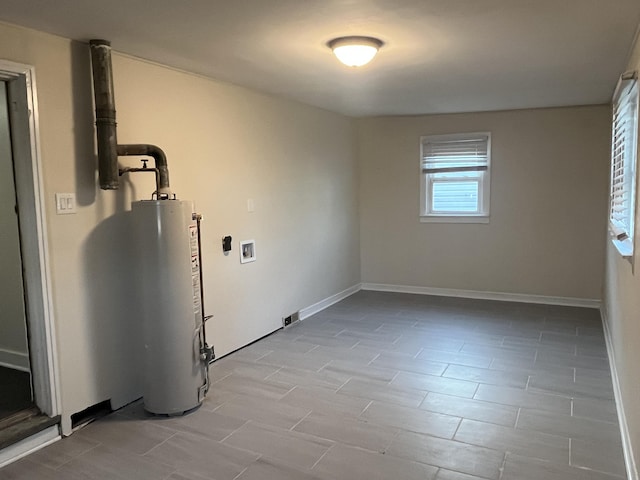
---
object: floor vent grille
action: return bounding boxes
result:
[283,311,300,328]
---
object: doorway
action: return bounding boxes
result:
[0,81,34,421]
[0,61,60,464]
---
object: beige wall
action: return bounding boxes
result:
[603,27,640,475]
[358,106,610,300]
[0,81,29,367]
[0,22,360,432]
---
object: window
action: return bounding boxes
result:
[609,72,638,258]
[420,132,491,223]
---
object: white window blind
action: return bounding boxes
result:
[609,72,638,257]
[420,133,491,219]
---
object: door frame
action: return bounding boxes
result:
[0,60,60,418]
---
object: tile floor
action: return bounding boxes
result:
[0,291,628,479]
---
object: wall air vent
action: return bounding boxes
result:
[283,311,300,328]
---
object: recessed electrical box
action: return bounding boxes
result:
[222,235,232,253]
[55,193,77,215]
[239,240,256,264]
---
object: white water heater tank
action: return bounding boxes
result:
[132,199,207,415]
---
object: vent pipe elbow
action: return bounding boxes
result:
[117,144,171,197]
[89,39,119,190]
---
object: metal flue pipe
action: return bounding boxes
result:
[89,39,119,190]
[117,144,171,196]
[89,39,172,196]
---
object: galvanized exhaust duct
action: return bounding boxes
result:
[89,39,171,197]
[89,39,118,190]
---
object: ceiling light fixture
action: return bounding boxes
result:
[328,36,383,67]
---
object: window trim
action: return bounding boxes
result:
[609,72,639,259]
[419,132,491,223]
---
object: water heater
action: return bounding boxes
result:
[89,39,212,415]
[132,199,208,415]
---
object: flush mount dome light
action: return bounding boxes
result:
[328,36,383,67]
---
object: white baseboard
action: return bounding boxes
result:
[601,308,638,480]
[0,425,60,469]
[361,283,600,309]
[299,284,362,320]
[0,348,30,372]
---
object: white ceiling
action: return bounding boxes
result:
[1,0,639,117]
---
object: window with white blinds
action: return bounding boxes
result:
[420,132,491,222]
[609,73,638,258]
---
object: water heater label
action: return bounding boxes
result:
[189,225,201,320]
[189,225,199,257]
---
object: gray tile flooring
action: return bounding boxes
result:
[0,291,628,479]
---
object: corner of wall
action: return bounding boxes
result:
[600,306,639,480]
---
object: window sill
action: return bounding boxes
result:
[611,237,634,259]
[420,215,490,224]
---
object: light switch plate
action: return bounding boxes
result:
[55,193,77,215]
